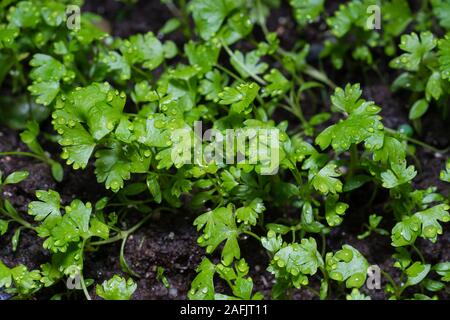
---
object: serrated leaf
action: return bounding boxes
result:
[189,0,241,40]
[311,163,343,195]
[218,82,260,114]
[290,0,324,26]
[185,40,221,74]
[28,189,61,233]
[431,0,450,29]
[188,258,216,300]
[96,275,137,300]
[391,215,421,247]
[326,245,369,288]
[230,50,268,79]
[194,205,241,265]
[414,204,450,243]
[438,35,450,80]
[272,238,324,277]
[263,69,291,97]
[199,69,229,102]
[315,84,384,152]
[120,32,164,70]
[95,142,151,192]
[390,32,436,71]
[381,160,417,188]
[235,198,265,226]
[8,1,40,28]
[28,54,67,106]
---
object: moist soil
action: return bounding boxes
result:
[0,0,448,300]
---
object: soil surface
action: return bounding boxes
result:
[0,0,449,300]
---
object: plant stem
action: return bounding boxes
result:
[0,207,35,230]
[385,128,449,154]
[411,244,426,264]
[89,208,175,246]
[243,230,261,242]
[220,40,267,85]
[0,151,48,163]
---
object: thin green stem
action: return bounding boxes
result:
[0,207,35,230]
[385,128,449,154]
[411,244,426,264]
[89,208,175,246]
[380,269,400,298]
[243,230,261,242]
[220,40,267,85]
[0,151,48,163]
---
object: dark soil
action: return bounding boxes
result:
[0,0,449,300]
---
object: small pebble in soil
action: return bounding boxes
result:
[169,287,178,298]
[168,232,175,240]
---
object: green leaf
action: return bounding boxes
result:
[218,82,260,114]
[346,288,371,300]
[230,50,268,79]
[188,258,216,300]
[51,162,64,183]
[326,0,367,37]
[8,1,41,28]
[100,51,131,81]
[28,190,62,232]
[58,124,96,170]
[381,160,417,188]
[0,261,12,288]
[383,0,412,36]
[28,54,69,106]
[4,171,29,185]
[409,99,429,120]
[20,121,44,155]
[326,245,369,288]
[438,35,450,80]
[431,0,450,29]
[11,227,21,251]
[41,2,66,27]
[96,275,137,300]
[189,0,241,40]
[405,262,431,286]
[0,27,19,49]
[235,198,265,226]
[414,204,450,243]
[390,32,437,71]
[194,205,241,265]
[95,142,151,192]
[0,219,8,236]
[311,163,343,195]
[373,136,405,164]
[391,215,421,247]
[290,0,324,26]
[146,173,162,203]
[272,238,324,278]
[185,40,221,74]
[433,262,450,282]
[315,84,384,152]
[263,69,291,97]
[199,69,229,102]
[261,230,283,253]
[120,32,164,70]
[440,159,450,183]
[425,72,443,101]
[325,195,349,227]
[53,83,126,169]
